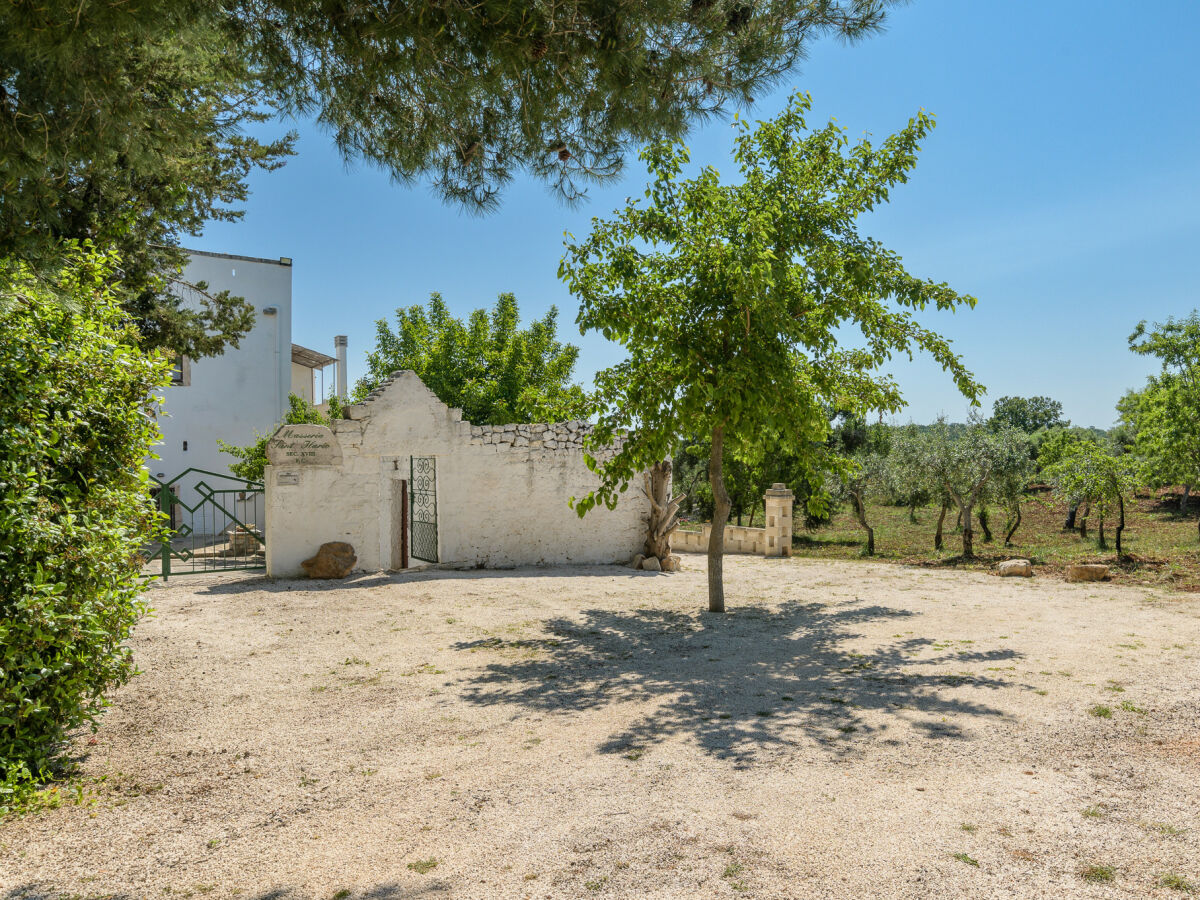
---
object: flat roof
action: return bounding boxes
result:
[186,248,293,267]
[292,343,337,368]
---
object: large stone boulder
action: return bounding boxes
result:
[661,555,681,573]
[301,542,357,578]
[629,554,646,570]
[1065,563,1109,583]
[640,556,662,572]
[998,559,1033,577]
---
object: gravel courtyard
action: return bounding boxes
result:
[2,556,1198,899]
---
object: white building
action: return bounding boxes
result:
[150,250,346,485]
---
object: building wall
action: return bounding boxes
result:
[290,362,314,403]
[150,251,293,486]
[265,371,647,575]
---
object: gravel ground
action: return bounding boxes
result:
[2,556,1199,900]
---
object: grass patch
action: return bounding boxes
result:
[1120,700,1147,715]
[1159,873,1196,893]
[1088,704,1114,719]
[407,858,438,874]
[1081,864,1116,883]
[785,493,1200,591]
[950,852,980,867]
[959,823,978,833]
[1082,805,1105,819]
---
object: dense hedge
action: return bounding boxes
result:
[0,249,168,777]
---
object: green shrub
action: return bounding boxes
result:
[0,248,168,779]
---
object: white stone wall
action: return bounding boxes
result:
[265,371,648,576]
[150,251,293,494]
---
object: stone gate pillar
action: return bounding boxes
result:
[763,483,794,558]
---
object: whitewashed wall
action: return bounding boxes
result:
[265,372,648,576]
[151,251,292,487]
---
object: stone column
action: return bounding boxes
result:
[763,483,794,558]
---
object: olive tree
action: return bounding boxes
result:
[923,420,1030,559]
[1044,442,1138,555]
[561,93,980,612]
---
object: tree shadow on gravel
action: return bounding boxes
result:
[3,881,449,899]
[454,599,1028,763]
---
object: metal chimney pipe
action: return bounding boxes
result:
[334,335,348,398]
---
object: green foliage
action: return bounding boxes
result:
[0,248,168,776]
[1043,439,1138,551]
[355,292,587,425]
[1122,312,1200,496]
[250,1,902,208]
[0,0,294,358]
[989,395,1068,433]
[3,1,903,356]
[218,394,343,483]
[906,419,1032,556]
[561,93,980,606]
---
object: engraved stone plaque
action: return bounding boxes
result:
[266,424,342,466]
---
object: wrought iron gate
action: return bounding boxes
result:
[410,456,438,562]
[147,468,265,579]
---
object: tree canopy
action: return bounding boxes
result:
[1120,312,1200,516]
[2,0,902,356]
[561,93,982,611]
[989,395,1067,433]
[356,292,588,426]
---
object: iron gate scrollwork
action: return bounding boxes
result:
[410,456,438,563]
[147,468,265,579]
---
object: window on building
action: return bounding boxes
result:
[169,353,190,386]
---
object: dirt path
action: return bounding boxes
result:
[2,556,1199,899]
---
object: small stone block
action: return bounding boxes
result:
[661,555,681,572]
[1066,563,1109,582]
[640,556,662,572]
[630,554,645,570]
[998,559,1033,577]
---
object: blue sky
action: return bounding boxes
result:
[196,0,1200,428]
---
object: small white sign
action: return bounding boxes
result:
[277,471,300,485]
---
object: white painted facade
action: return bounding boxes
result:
[151,251,337,488]
[264,371,648,576]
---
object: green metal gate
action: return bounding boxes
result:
[410,456,438,562]
[147,468,265,579]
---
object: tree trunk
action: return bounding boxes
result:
[1097,511,1106,550]
[643,460,683,561]
[908,501,918,524]
[978,506,993,543]
[935,501,948,551]
[707,425,731,614]
[1064,504,1077,530]
[851,490,874,555]
[1115,493,1125,558]
[955,509,963,531]
[1078,502,1088,539]
[960,500,975,559]
[1004,502,1022,545]
[1182,484,1192,513]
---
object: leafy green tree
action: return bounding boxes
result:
[989,395,1068,433]
[1122,312,1200,526]
[244,0,903,208]
[1044,442,1138,555]
[218,394,343,483]
[356,292,587,426]
[3,0,901,353]
[0,0,294,357]
[829,452,887,555]
[1,247,168,782]
[561,93,981,612]
[923,420,1031,558]
[884,425,933,524]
